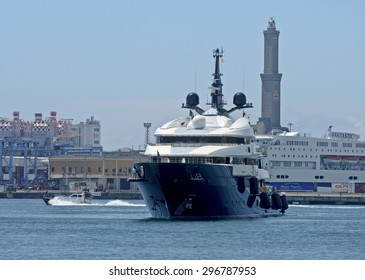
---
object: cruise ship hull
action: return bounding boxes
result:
[134,162,280,219]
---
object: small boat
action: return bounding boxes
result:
[342,156,359,165]
[69,191,92,204]
[43,191,92,205]
[91,192,102,198]
[323,156,342,164]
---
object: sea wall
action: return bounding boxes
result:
[285,192,365,205]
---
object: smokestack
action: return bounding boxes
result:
[35,113,42,122]
[13,111,20,121]
[50,111,57,122]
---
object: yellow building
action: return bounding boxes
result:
[48,153,145,191]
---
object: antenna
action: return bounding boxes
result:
[143,123,152,149]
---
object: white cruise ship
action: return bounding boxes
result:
[253,126,365,193]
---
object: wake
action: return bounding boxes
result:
[48,197,145,207]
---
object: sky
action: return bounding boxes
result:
[1,0,365,150]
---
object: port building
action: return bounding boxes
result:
[0,111,102,186]
[48,149,144,191]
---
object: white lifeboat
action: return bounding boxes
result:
[342,156,359,165]
[323,156,342,164]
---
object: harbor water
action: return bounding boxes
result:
[1,199,364,260]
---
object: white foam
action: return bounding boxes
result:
[104,200,145,207]
[48,196,91,206]
[47,197,145,207]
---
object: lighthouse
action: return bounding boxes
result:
[256,17,286,134]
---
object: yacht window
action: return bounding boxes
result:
[158,136,246,144]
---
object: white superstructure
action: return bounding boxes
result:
[254,127,365,193]
[145,109,269,181]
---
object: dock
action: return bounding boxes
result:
[285,192,365,205]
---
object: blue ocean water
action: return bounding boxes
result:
[0,198,364,260]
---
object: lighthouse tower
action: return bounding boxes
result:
[256,17,285,134]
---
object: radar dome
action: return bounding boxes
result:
[233,92,246,108]
[186,92,199,107]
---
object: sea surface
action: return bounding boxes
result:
[0,198,364,260]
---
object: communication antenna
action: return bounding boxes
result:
[143,123,152,148]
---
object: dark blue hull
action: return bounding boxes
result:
[133,162,281,219]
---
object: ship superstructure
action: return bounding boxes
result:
[254,127,365,193]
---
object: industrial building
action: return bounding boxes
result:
[0,112,102,186]
[48,149,144,191]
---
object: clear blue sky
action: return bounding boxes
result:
[1,0,364,150]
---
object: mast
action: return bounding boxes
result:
[183,48,252,116]
[209,48,225,112]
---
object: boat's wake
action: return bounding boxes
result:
[104,200,145,207]
[47,197,145,207]
[47,197,90,206]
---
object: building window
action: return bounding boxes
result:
[88,167,91,173]
[51,167,55,173]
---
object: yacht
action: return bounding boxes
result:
[130,48,288,219]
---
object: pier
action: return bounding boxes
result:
[285,192,365,205]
